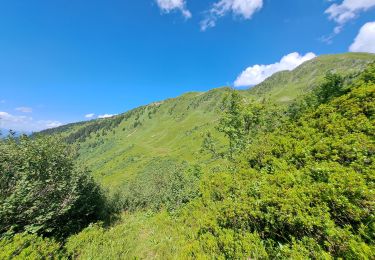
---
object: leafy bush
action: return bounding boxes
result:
[184,63,375,258]
[119,159,201,212]
[0,136,108,238]
[314,72,345,103]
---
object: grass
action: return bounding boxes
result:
[247,52,375,103]
[65,211,186,259]
[41,52,375,191]
[18,52,375,259]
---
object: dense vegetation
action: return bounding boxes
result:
[118,159,201,212]
[179,65,375,258]
[0,136,110,239]
[37,53,374,191]
[0,54,374,258]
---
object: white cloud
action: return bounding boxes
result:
[40,120,63,129]
[349,21,375,53]
[325,0,375,34]
[85,113,95,119]
[234,52,317,87]
[156,0,192,19]
[98,114,116,119]
[201,0,263,31]
[0,111,62,132]
[0,111,31,124]
[15,107,33,113]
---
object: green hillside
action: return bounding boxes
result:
[248,52,375,103]
[2,54,375,259]
[40,53,374,190]
[42,87,233,188]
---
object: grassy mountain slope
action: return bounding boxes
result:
[248,52,375,103]
[4,54,374,259]
[61,58,375,259]
[43,88,233,188]
[41,53,374,189]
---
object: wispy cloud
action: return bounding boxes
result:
[98,114,117,119]
[85,113,95,119]
[325,0,375,34]
[0,111,62,132]
[234,52,316,87]
[40,120,63,129]
[156,0,192,19]
[349,21,375,53]
[201,0,263,31]
[15,107,33,113]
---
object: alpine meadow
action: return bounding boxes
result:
[1,1,375,259]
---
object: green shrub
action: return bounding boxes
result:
[184,63,375,258]
[0,136,108,238]
[119,159,201,212]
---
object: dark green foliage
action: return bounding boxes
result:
[133,120,142,128]
[38,106,149,144]
[0,136,108,238]
[288,72,346,120]
[119,159,201,212]
[204,91,285,159]
[314,72,345,103]
[217,91,249,157]
[184,63,375,258]
[360,62,375,84]
[64,116,124,143]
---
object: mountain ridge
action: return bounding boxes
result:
[41,53,375,136]
[40,52,375,189]
[247,52,375,102]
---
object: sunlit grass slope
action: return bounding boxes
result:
[65,211,187,259]
[43,88,233,188]
[41,53,374,189]
[249,52,375,103]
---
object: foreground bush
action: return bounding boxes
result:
[182,65,375,258]
[0,136,108,238]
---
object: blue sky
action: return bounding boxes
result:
[0,0,374,131]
